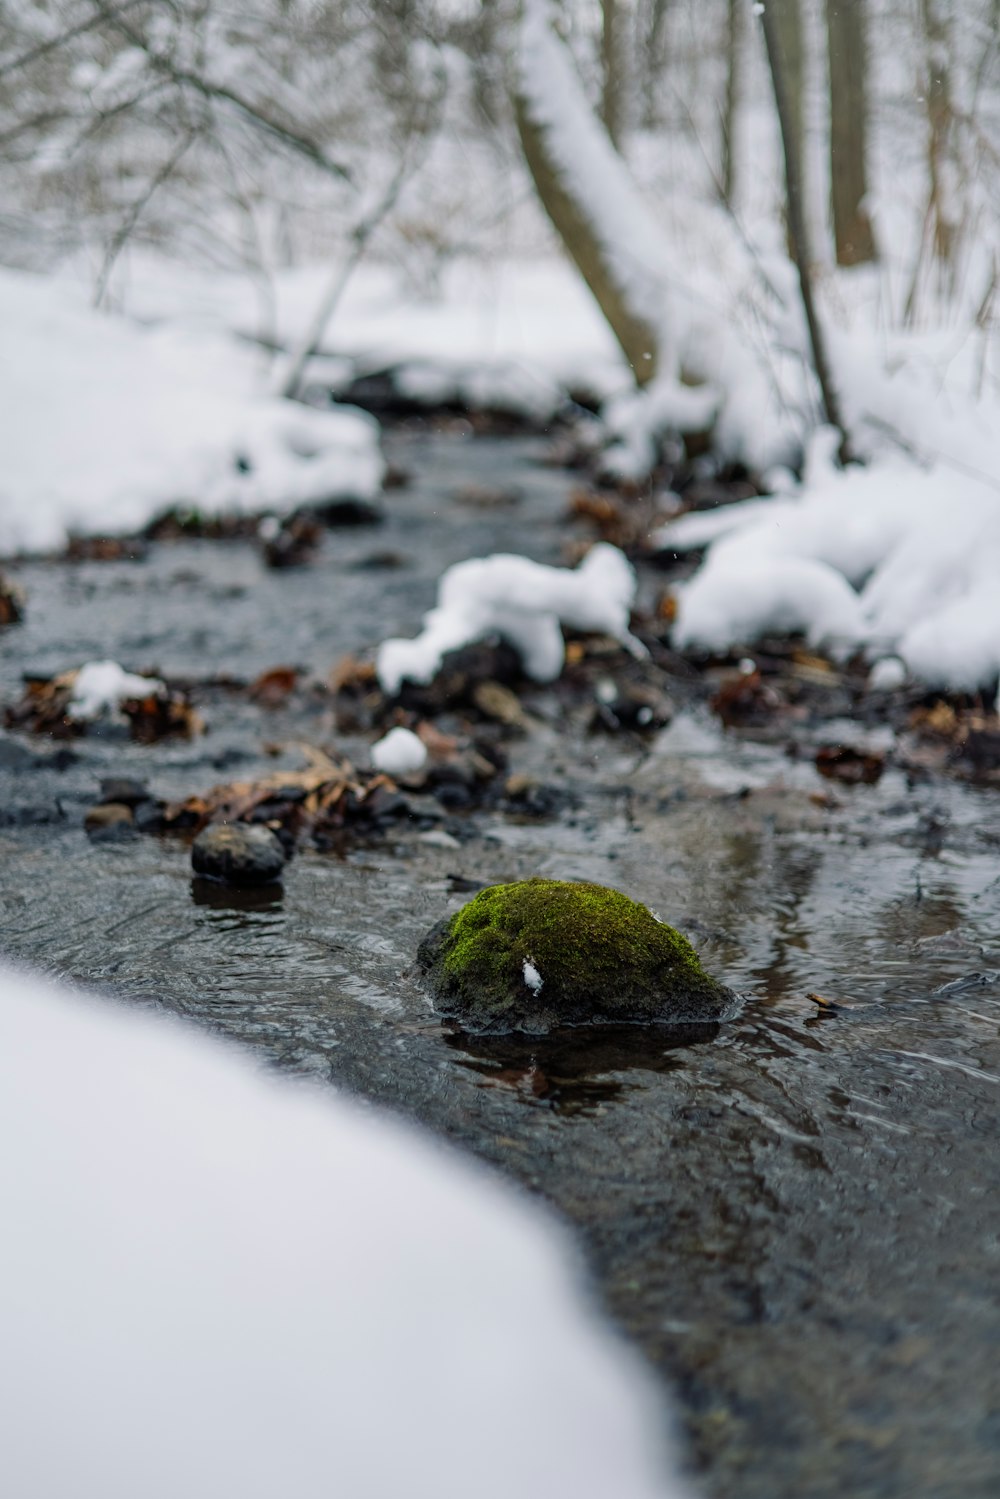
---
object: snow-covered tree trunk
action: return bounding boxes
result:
[827,0,877,266]
[513,0,659,385]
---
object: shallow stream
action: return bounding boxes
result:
[2,433,999,1498]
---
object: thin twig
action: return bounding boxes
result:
[94,128,197,306]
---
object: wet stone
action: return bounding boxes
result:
[191,822,287,885]
[98,777,151,807]
[418,877,737,1035]
[84,802,136,842]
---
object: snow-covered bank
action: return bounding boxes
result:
[664,427,1000,696]
[88,250,632,419]
[0,958,689,1499]
[0,267,383,555]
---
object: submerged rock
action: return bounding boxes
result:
[191,823,287,886]
[418,877,735,1034]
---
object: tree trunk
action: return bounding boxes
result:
[600,0,624,150]
[642,0,671,127]
[920,0,958,270]
[773,0,806,255]
[827,0,877,265]
[513,90,659,385]
[719,0,742,208]
[759,0,852,460]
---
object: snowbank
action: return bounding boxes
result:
[377,543,645,694]
[90,251,632,420]
[0,266,383,555]
[664,429,1000,693]
[0,958,689,1499]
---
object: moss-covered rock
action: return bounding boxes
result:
[418,878,736,1034]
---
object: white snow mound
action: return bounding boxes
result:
[0,958,691,1499]
[0,266,383,555]
[663,432,1000,691]
[370,726,429,776]
[376,543,645,694]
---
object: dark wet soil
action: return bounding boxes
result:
[2,433,1000,1499]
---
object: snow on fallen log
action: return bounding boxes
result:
[376,543,646,695]
[0,958,691,1499]
[0,266,383,555]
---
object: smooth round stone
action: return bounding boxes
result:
[191,822,286,886]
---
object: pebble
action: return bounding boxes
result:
[84,802,136,843]
[191,822,287,885]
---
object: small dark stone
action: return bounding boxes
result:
[132,798,166,834]
[191,822,287,885]
[98,777,151,808]
[85,803,137,842]
[312,498,384,527]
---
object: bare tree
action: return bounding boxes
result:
[920,0,958,271]
[773,0,806,252]
[719,0,743,208]
[600,0,625,149]
[759,0,853,459]
[827,0,877,266]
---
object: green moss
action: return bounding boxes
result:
[417,878,735,1034]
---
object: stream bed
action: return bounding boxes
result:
[2,432,999,1499]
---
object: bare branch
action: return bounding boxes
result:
[94,128,197,306]
[91,3,354,184]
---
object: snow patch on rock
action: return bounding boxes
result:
[376,543,645,695]
[68,660,165,719]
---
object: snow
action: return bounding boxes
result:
[371,726,429,776]
[0,958,690,1499]
[68,660,164,719]
[0,266,384,555]
[523,958,544,995]
[91,250,632,420]
[663,426,1000,693]
[377,543,646,695]
[868,657,908,692]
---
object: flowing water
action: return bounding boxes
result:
[2,433,999,1498]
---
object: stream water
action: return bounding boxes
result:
[1,432,999,1498]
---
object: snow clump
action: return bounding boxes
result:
[68,660,165,719]
[0,958,690,1499]
[660,429,1000,693]
[523,957,544,994]
[376,543,645,695]
[370,726,429,776]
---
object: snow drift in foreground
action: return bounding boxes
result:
[377,543,645,694]
[0,266,383,555]
[663,430,1000,694]
[0,959,689,1499]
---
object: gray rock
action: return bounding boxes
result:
[191,822,287,885]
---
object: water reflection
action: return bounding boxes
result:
[189,877,285,915]
[444,1021,719,1116]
